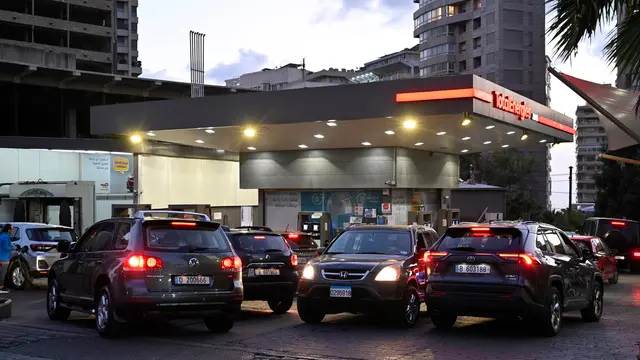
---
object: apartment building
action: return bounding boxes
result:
[350,46,421,83]
[575,105,607,203]
[0,0,141,76]
[225,63,354,91]
[412,0,551,210]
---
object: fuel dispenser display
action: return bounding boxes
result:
[408,211,434,227]
[298,211,332,246]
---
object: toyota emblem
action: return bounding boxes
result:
[339,271,349,279]
[466,256,476,262]
[188,258,199,267]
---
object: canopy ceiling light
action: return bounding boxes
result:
[243,128,256,137]
[520,132,529,140]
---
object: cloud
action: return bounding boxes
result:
[313,0,413,24]
[205,49,269,85]
[140,69,184,82]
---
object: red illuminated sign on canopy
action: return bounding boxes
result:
[492,91,532,120]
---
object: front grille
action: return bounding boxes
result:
[321,269,369,281]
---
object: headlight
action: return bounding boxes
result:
[302,265,315,280]
[375,265,400,281]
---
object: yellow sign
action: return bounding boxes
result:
[113,157,130,174]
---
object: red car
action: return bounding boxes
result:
[571,235,619,284]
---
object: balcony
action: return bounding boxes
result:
[0,38,111,65]
[0,10,112,38]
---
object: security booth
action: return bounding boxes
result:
[90,74,575,230]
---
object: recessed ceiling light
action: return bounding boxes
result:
[385,116,393,119]
[502,144,509,148]
[195,139,204,144]
[462,136,471,140]
[216,149,225,153]
[539,139,547,143]
[298,144,308,148]
[385,130,395,135]
[314,134,325,139]
[415,142,424,146]
[461,119,471,126]
[146,131,156,136]
[327,122,338,127]
[205,129,215,134]
[243,128,256,137]
[403,120,417,129]
[129,134,142,143]
[483,141,492,144]
[362,141,372,146]
[520,133,529,140]
[247,146,256,150]
[507,131,516,135]
[327,119,336,122]
[461,149,469,153]
[437,131,446,135]
[485,125,495,129]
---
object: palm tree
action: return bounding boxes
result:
[546,0,640,109]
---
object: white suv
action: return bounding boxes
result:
[1,222,77,289]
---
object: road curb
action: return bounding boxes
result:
[0,298,12,320]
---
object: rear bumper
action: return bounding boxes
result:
[297,280,404,314]
[116,291,243,319]
[425,283,545,317]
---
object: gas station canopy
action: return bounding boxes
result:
[91,75,574,155]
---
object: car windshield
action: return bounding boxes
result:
[325,230,412,256]
[435,228,521,252]
[26,228,77,242]
[146,226,231,252]
[228,234,289,253]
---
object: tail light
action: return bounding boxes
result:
[611,221,626,227]
[30,244,54,252]
[287,233,299,240]
[221,256,242,272]
[470,227,490,232]
[124,255,163,271]
[254,236,266,239]
[424,251,448,263]
[170,221,196,226]
[497,253,537,266]
[290,253,299,267]
[632,251,640,258]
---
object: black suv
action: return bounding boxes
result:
[297,225,439,327]
[279,231,319,268]
[47,211,243,338]
[425,222,604,336]
[225,229,299,314]
[580,217,640,272]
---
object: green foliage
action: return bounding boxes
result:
[594,144,640,220]
[539,210,585,231]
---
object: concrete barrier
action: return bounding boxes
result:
[0,298,12,320]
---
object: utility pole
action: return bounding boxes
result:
[568,166,573,212]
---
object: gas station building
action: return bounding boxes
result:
[91,75,574,241]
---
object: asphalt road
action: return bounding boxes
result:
[1,275,639,360]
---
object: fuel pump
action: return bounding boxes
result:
[436,208,461,234]
[297,211,332,246]
[408,211,434,227]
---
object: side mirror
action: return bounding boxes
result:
[57,240,71,254]
[581,247,595,261]
[315,247,326,257]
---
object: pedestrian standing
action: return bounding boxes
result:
[0,224,16,294]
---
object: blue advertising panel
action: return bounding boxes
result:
[300,190,383,232]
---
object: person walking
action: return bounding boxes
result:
[0,224,16,294]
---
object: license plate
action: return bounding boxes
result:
[255,268,280,276]
[173,275,211,285]
[455,264,490,274]
[329,286,352,298]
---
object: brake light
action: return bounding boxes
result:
[290,253,299,267]
[287,233,299,239]
[171,221,196,226]
[498,253,536,266]
[632,251,640,258]
[611,221,626,227]
[424,251,448,262]
[254,235,266,239]
[470,227,490,232]
[221,256,242,271]
[124,255,163,271]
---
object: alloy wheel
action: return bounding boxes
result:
[593,286,603,317]
[96,293,109,331]
[12,266,25,288]
[405,293,419,324]
[550,294,561,332]
[48,283,57,313]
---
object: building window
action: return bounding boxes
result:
[473,37,481,49]
[414,6,458,28]
[420,43,456,60]
[131,6,138,17]
[474,0,482,9]
[420,62,456,77]
[117,19,128,30]
[131,23,138,32]
[473,56,482,69]
[117,36,127,46]
[473,17,481,30]
[131,40,138,50]
[418,25,453,43]
[459,60,467,71]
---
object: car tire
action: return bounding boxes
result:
[8,261,30,290]
[393,285,420,328]
[95,286,120,338]
[430,311,457,330]
[538,287,563,337]
[268,295,294,314]
[204,315,234,333]
[581,280,603,322]
[46,279,71,321]
[297,298,325,324]
[608,272,619,285]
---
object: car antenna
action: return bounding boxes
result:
[285,224,289,232]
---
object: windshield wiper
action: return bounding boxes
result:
[358,252,387,255]
[449,246,476,252]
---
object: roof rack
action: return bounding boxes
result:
[133,210,211,222]
[232,226,273,232]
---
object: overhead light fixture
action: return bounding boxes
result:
[298,144,308,148]
[461,112,472,126]
[502,144,509,148]
[327,119,336,122]
[327,122,337,127]
[385,116,393,119]
[146,131,156,137]
[129,134,142,143]
[483,141,492,144]
[247,146,256,150]
[385,130,395,135]
[520,132,529,140]
[485,125,495,129]
[462,136,471,141]
[216,149,225,153]
[437,131,447,135]
[205,129,215,134]
[314,134,325,139]
[362,141,372,146]
[461,149,469,153]
[195,139,204,144]
[414,142,424,146]
[403,119,417,129]
[539,139,547,143]
[507,131,516,135]
[243,128,256,137]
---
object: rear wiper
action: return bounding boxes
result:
[189,247,217,252]
[263,249,283,252]
[449,246,476,252]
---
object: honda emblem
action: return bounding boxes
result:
[466,256,476,262]
[339,271,349,279]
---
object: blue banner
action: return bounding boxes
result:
[300,190,383,231]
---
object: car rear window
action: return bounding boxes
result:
[26,228,77,242]
[145,223,231,253]
[326,230,412,256]
[435,227,522,252]
[572,240,592,252]
[595,221,640,245]
[227,234,289,253]
[283,233,317,247]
